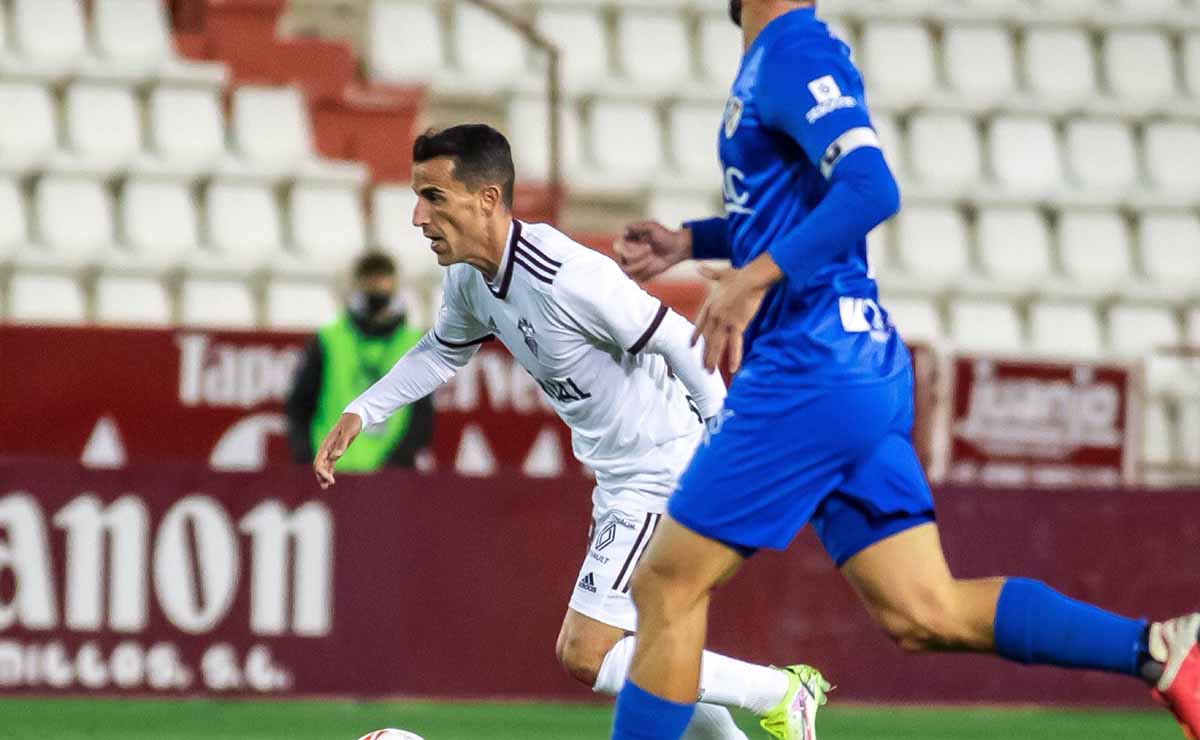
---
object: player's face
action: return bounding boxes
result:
[411,157,490,267]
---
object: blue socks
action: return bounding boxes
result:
[993,577,1148,676]
[612,681,696,740]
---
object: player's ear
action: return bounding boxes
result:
[479,183,503,215]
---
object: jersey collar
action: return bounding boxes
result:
[487,219,522,300]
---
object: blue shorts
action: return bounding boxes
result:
[668,367,934,566]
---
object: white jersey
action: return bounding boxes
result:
[346,220,726,498]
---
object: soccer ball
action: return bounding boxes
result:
[356,730,424,740]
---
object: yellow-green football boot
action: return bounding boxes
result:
[759,664,831,740]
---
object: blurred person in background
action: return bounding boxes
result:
[286,252,433,471]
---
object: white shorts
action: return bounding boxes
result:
[567,487,667,633]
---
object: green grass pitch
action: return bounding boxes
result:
[0,698,1181,740]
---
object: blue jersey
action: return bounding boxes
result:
[692,7,909,387]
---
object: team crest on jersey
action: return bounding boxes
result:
[723,96,743,139]
[518,317,538,356]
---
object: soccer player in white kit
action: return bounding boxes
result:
[313,125,825,740]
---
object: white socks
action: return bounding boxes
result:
[684,703,750,740]
[593,635,791,715]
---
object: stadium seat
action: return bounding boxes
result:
[667,103,722,180]
[1102,30,1176,106]
[697,12,742,92]
[1022,27,1097,104]
[867,221,892,279]
[859,21,938,107]
[586,101,662,186]
[283,184,367,274]
[24,175,114,269]
[1142,399,1175,469]
[890,205,971,293]
[0,177,28,263]
[5,0,88,81]
[1143,122,1200,195]
[1179,401,1200,468]
[147,86,227,175]
[191,181,283,274]
[871,112,906,177]
[231,86,312,175]
[949,298,1025,353]
[372,185,442,288]
[1137,212,1200,299]
[988,116,1063,195]
[907,113,982,187]
[1056,209,1133,296]
[1188,306,1200,347]
[93,275,170,326]
[533,7,611,94]
[1064,118,1138,192]
[943,23,1017,105]
[91,0,223,84]
[180,277,257,328]
[112,178,199,273]
[445,3,527,90]
[645,191,718,231]
[0,83,57,174]
[504,95,583,182]
[974,207,1051,294]
[615,9,691,94]
[1028,301,1104,358]
[62,83,142,173]
[264,280,339,329]
[366,0,445,84]
[7,271,86,324]
[1109,303,1184,396]
[1184,32,1200,99]
[883,296,943,344]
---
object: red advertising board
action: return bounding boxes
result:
[947,356,1138,488]
[0,461,1197,705]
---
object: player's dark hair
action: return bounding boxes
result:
[353,252,397,279]
[412,124,516,209]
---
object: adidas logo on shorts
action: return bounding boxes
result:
[577,572,597,593]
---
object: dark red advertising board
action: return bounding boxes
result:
[947,356,1137,488]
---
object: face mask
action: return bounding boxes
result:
[363,291,392,316]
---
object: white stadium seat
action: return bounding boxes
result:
[587,101,662,185]
[1179,402,1200,468]
[1143,122,1200,194]
[7,0,88,79]
[1184,33,1200,99]
[883,296,943,344]
[668,103,722,179]
[232,86,312,171]
[0,83,57,173]
[30,176,114,268]
[148,86,227,172]
[943,24,1017,105]
[1057,210,1133,294]
[615,9,691,93]
[1137,212,1200,295]
[1102,30,1176,105]
[366,0,444,84]
[698,12,742,91]
[646,191,717,231]
[63,83,142,171]
[264,280,339,330]
[871,113,906,176]
[1108,304,1182,359]
[1029,301,1104,358]
[533,7,610,94]
[0,177,28,261]
[1023,28,1097,103]
[1064,119,1138,192]
[116,178,199,271]
[286,184,366,273]
[7,271,86,324]
[892,205,971,291]
[505,96,583,182]
[195,182,283,273]
[92,0,172,71]
[372,185,442,287]
[949,298,1025,353]
[447,3,526,89]
[975,207,1051,292]
[907,113,981,187]
[1188,306,1200,347]
[180,277,256,328]
[988,116,1063,194]
[93,275,170,326]
[1142,399,1175,468]
[860,21,938,107]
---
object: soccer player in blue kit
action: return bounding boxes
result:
[608,1,1200,739]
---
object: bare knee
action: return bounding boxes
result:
[628,555,709,624]
[555,629,611,686]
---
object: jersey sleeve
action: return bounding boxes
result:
[431,266,494,349]
[553,255,670,354]
[756,41,881,179]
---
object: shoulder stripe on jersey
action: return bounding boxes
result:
[627,302,669,354]
[517,237,563,268]
[514,243,560,277]
[434,331,494,348]
[489,219,522,300]
[512,255,555,284]
[820,126,881,179]
[615,513,662,594]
